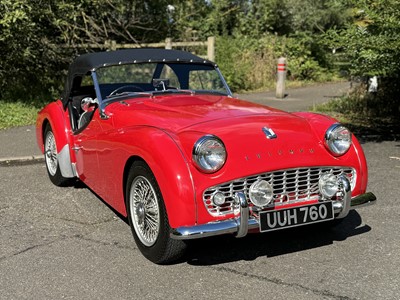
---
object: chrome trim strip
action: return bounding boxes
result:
[215,66,233,97]
[350,192,377,209]
[171,192,255,240]
[91,71,109,119]
[336,175,351,219]
[234,192,248,238]
[57,144,75,178]
[170,218,259,240]
[71,162,78,177]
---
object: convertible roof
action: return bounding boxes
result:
[70,48,214,76]
[63,49,214,104]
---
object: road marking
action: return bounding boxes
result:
[389,156,400,161]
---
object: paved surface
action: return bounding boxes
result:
[239,81,350,112]
[3,82,400,299]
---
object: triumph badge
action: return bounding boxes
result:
[262,127,277,139]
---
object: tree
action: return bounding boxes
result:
[0,0,171,101]
[323,0,400,119]
[324,0,400,77]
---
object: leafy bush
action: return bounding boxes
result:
[216,34,333,92]
[216,36,277,91]
[315,77,400,122]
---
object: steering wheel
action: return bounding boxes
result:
[109,85,145,97]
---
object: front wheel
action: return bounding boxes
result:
[126,161,186,264]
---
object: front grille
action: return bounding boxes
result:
[203,167,356,216]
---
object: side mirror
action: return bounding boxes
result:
[153,79,170,91]
[81,97,98,112]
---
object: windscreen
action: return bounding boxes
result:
[95,62,230,99]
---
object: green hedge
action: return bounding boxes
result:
[216,34,334,92]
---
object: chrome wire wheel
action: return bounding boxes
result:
[45,130,58,176]
[129,176,160,247]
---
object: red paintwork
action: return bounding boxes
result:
[36,94,368,228]
[36,100,73,154]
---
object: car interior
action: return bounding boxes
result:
[68,75,97,133]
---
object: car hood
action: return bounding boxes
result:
[109,93,353,180]
[110,93,296,132]
[109,93,331,167]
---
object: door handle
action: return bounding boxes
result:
[72,146,82,151]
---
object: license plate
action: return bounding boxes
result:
[259,202,334,232]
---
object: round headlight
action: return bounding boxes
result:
[212,192,226,206]
[325,124,352,156]
[319,173,339,198]
[249,180,274,207]
[192,135,227,173]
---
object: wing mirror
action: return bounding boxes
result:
[81,97,98,112]
[153,79,170,91]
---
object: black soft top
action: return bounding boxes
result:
[63,49,214,103]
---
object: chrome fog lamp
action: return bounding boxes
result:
[319,173,339,198]
[325,124,352,156]
[193,135,227,173]
[249,180,273,207]
[212,192,225,206]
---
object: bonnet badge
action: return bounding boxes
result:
[262,127,277,139]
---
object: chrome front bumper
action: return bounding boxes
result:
[171,177,376,240]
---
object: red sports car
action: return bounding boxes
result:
[36,49,376,264]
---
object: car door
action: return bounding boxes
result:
[72,113,101,189]
[68,75,103,191]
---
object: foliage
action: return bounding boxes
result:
[323,0,400,77]
[314,77,400,129]
[215,36,275,91]
[216,34,333,91]
[320,0,400,122]
[0,0,359,129]
[0,0,172,104]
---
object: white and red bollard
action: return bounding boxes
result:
[276,57,287,99]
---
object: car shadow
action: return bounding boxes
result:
[184,210,371,266]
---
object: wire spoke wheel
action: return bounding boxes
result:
[45,130,58,176]
[126,161,187,264]
[43,124,72,187]
[130,176,160,247]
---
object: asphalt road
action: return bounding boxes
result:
[1,140,399,299]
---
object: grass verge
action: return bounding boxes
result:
[0,101,43,130]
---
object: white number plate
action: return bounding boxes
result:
[259,202,334,232]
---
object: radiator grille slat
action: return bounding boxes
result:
[203,167,355,217]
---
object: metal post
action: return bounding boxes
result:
[276,57,287,99]
[207,36,215,61]
[165,38,172,50]
[110,40,117,51]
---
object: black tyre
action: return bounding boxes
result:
[126,161,186,264]
[43,124,71,186]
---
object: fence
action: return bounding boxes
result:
[63,37,216,61]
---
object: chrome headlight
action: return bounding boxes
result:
[325,124,352,156]
[192,135,227,173]
[319,173,339,198]
[249,180,274,207]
